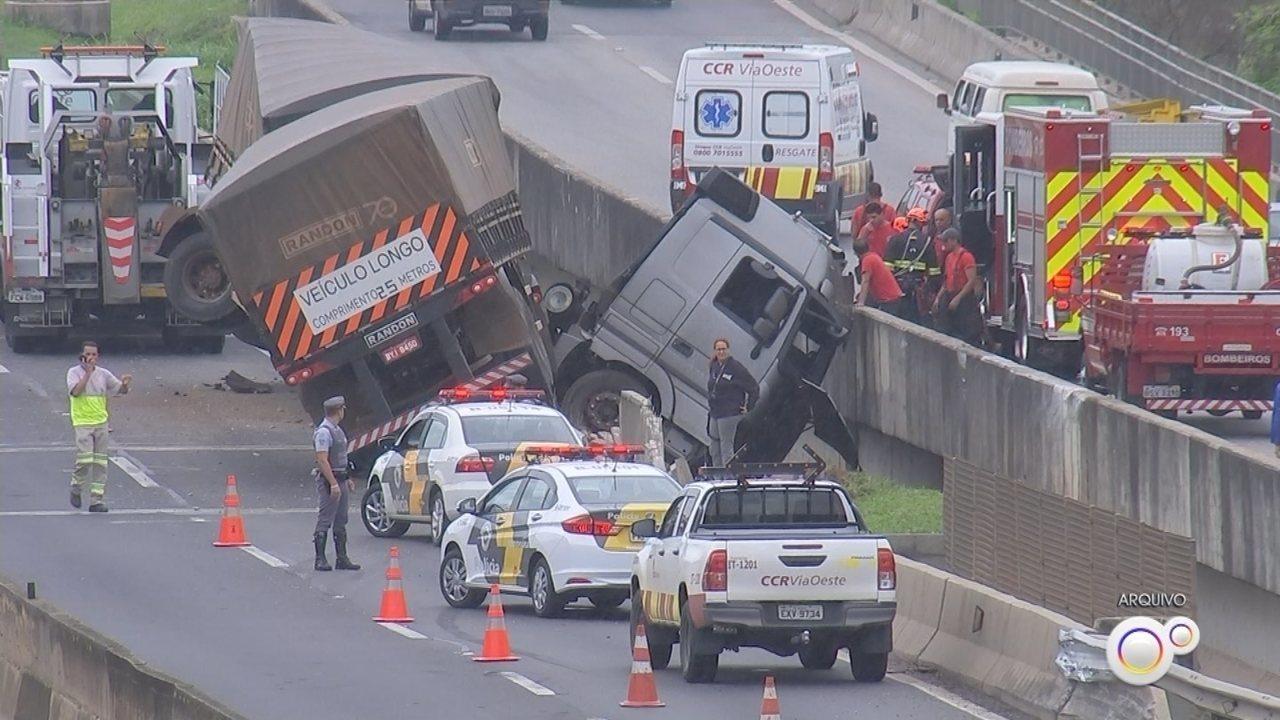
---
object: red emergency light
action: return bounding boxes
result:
[437,387,546,403]
[523,443,647,463]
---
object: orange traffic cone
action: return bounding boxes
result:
[620,621,664,707]
[372,546,414,623]
[212,474,250,547]
[473,584,519,662]
[759,675,781,720]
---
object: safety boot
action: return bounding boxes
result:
[333,529,360,571]
[313,531,332,571]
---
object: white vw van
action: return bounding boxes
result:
[670,44,879,236]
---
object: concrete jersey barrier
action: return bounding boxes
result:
[895,558,1163,720]
[0,577,246,720]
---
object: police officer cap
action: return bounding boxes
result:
[323,396,346,410]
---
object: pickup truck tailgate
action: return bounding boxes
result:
[725,538,880,602]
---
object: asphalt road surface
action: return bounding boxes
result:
[0,339,1028,719]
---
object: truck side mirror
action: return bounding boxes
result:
[863,112,879,142]
[456,497,478,515]
[750,317,780,359]
[631,518,658,538]
[936,92,949,110]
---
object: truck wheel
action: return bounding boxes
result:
[823,183,844,238]
[798,640,839,670]
[563,369,650,435]
[440,547,487,608]
[530,15,549,41]
[164,232,235,323]
[434,14,453,39]
[409,5,427,31]
[530,558,567,618]
[3,322,39,354]
[849,651,887,682]
[679,602,719,683]
[361,483,410,538]
[630,591,674,669]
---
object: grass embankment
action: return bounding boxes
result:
[843,473,943,534]
[2,0,246,128]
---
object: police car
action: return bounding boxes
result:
[438,445,682,617]
[361,388,584,545]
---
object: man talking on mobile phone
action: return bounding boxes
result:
[66,341,132,512]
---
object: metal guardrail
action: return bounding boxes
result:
[965,0,1280,177]
[1057,628,1280,720]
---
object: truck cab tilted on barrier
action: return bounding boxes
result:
[552,169,858,468]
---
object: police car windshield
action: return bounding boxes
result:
[567,474,680,506]
[460,415,577,446]
[700,487,855,529]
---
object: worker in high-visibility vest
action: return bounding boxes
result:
[66,341,132,512]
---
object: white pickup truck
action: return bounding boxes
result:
[629,463,896,684]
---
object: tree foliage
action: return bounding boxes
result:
[1237,1,1280,92]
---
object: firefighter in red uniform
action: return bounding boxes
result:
[933,228,983,346]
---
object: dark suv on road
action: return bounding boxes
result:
[410,0,551,41]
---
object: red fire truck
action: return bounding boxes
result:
[946,104,1280,415]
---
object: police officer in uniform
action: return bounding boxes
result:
[313,396,360,572]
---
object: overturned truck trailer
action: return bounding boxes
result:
[161,49,552,459]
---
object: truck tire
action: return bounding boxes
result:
[822,182,844,238]
[2,316,39,354]
[530,15,549,41]
[434,14,453,39]
[630,587,673,670]
[679,602,719,683]
[798,640,839,670]
[849,651,887,682]
[164,232,235,323]
[563,368,650,435]
[409,5,427,31]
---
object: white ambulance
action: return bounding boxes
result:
[670,44,879,236]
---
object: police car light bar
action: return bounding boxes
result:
[437,387,546,403]
[522,443,647,463]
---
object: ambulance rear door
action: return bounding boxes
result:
[749,54,821,202]
[681,54,752,187]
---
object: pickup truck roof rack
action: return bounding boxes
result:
[698,445,828,486]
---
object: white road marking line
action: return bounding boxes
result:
[378,622,429,640]
[836,650,1012,720]
[498,672,556,696]
[889,674,1013,720]
[572,23,604,40]
[110,454,158,488]
[0,507,313,517]
[639,65,673,85]
[0,444,311,454]
[240,545,289,568]
[771,0,947,96]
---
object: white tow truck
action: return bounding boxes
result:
[629,456,896,684]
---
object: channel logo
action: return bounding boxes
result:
[1106,616,1200,686]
